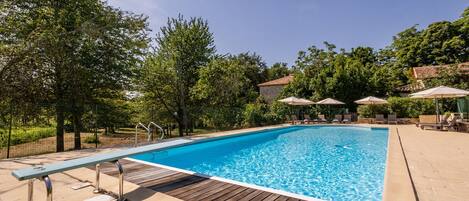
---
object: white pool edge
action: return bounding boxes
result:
[125,157,324,201]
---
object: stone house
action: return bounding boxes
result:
[257,75,294,103]
[396,62,469,95]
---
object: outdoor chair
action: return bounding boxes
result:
[332,114,342,123]
[291,115,300,125]
[388,114,398,124]
[375,114,386,124]
[285,115,292,124]
[417,115,443,130]
[443,114,460,131]
[303,114,311,124]
[342,114,352,123]
[313,114,327,123]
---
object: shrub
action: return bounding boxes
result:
[243,103,267,127]
[84,135,100,144]
[0,127,55,147]
[200,107,244,129]
[357,105,389,118]
[357,97,435,118]
[387,97,434,118]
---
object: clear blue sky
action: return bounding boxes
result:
[107,0,467,66]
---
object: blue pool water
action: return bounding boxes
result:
[131,126,389,201]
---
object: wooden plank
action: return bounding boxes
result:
[251,191,274,201]
[150,175,209,192]
[168,180,221,198]
[139,172,190,187]
[202,184,241,200]
[262,193,281,201]
[178,182,229,200]
[165,177,214,196]
[274,196,290,201]
[237,190,264,201]
[225,188,256,201]
[186,182,233,201]
[210,186,249,201]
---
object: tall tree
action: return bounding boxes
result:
[392,7,469,68]
[1,0,148,151]
[266,62,291,80]
[142,15,215,136]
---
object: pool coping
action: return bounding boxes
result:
[382,127,417,201]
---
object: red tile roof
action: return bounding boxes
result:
[258,75,294,87]
[412,62,469,79]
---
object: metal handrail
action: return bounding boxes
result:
[147,122,165,140]
[135,123,149,146]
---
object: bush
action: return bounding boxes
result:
[357,105,389,118]
[84,135,100,144]
[200,107,244,129]
[357,97,435,118]
[242,100,286,127]
[387,97,434,118]
[243,103,267,127]
[0,127,55,147]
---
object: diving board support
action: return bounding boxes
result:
[93,164,100,193]
[93,161,123,200]
[113,160,124,201]
[43,176,53,201]
[28,179,33,201]
[28,176,53,201]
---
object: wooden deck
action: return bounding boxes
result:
[89,159,305,201]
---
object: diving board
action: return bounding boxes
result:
[12,139,193,201]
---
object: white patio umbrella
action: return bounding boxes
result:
[354,96,388,105]
[315,98,345,119]
[315,98,345,105]
[410,86,469,122]
[278,96,314,105]
[278,97,314,121]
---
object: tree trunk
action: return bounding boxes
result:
[177,111,184,137]
[55,101,65,152]
[72,112,82,150]
[182,107,189,136]
[189,118,194,133]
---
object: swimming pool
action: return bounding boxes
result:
[131,126,389,201]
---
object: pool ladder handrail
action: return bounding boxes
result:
[135,123,149,146]
[135,122,165,146]
[147,122,165,140]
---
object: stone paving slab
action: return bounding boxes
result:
[397,125,469,201]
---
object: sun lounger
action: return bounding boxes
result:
[332,114,342,123]
[375,114,386,124]
[388,114,397,124]
[417,115,444,130]
[313,114,327,123]
[342,114,352,123]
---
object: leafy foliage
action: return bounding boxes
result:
[357,97,435,118]
[142,15,215,136]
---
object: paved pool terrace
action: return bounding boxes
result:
[1,124,468,201]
